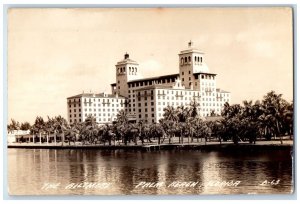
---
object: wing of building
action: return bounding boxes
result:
[67,41,231,124]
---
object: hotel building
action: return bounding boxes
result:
[67,41,230,124]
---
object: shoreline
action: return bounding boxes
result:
[7,140,294,152]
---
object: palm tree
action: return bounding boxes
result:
[159,118,177,144]
[32,116,45,144]
[176,105,190,123]
[150,123,164,145]
[185,118,194,143]
[282,101,293,139]
[81,115,98,145]
[130,123,140,145]
[53,115,68,146]
[161,105,181,144]
[137,121,144,144]
[101,124,110,145]
[113,122,126,145]
[261,91,287,144]
[44,116,54,144]
[163,106,179,122]
[189,99,200,118]
[65,122,80,145]
[116,110,129,125]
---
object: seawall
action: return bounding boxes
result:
[7,142,293,152]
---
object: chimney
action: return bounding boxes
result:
[124,52,129,59]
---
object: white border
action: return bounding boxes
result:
[1,0,299,202]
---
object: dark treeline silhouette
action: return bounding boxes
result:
[7,91,293,145]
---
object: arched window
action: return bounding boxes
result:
[123,67,125,72]
[181,57,184,65]
[135,67,137,73]
[194,56,197,62]
[188,56,191,62]
[185,57,187,63]
[200,57,203,63]
[197,57,200,62]
[129,67,131,73]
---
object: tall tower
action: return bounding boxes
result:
[178,41,209,89]
[115,53,140,97]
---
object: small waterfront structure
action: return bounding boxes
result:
[67,41,231,124]
[7,130,31,143]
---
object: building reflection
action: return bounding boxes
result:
[8,149,293,195]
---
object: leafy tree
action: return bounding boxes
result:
[20,122,31,131]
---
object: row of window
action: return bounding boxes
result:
[68,98,81,103]
[84,98,124,103]
[70,109,81,113]
[138,113,155,118]
[137,96,154,101]
[69,119,82,123]
[181,71,191,76]
[156,90,200,96]
[137,108,155,113]
[202,92,215,96]
[82,103,124,107]
[180,56,203,65]
[84,108,122,112]
[69,104,81,108]
[117,66,138,74]
[201,75,215,80]
[201,88,215,93]
[70,114,81,118]
[128,78,176,88]
[201,82,215,86]
[84,113,113,117]
[217,94,230,97]
[182,77,192,82]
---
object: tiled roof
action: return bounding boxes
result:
[193,72,217,76]
[179,48,204,55]
[116,58,138,65]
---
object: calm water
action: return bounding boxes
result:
[8,148,293,195]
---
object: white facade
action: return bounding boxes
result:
[67,93,126,124]
[68,42,231,124]
[134,79,202,123]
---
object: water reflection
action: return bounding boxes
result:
[8,149,293,195]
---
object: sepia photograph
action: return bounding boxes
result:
[6,7,294,196]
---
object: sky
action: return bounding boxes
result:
[7,7,293,124]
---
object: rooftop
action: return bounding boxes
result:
[179,41,204,55]
[193,72,217,76]
[67,93,125,99]
[116,53,139,65]
[216,88,230,93]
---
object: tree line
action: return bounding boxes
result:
[7,91,293,145]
